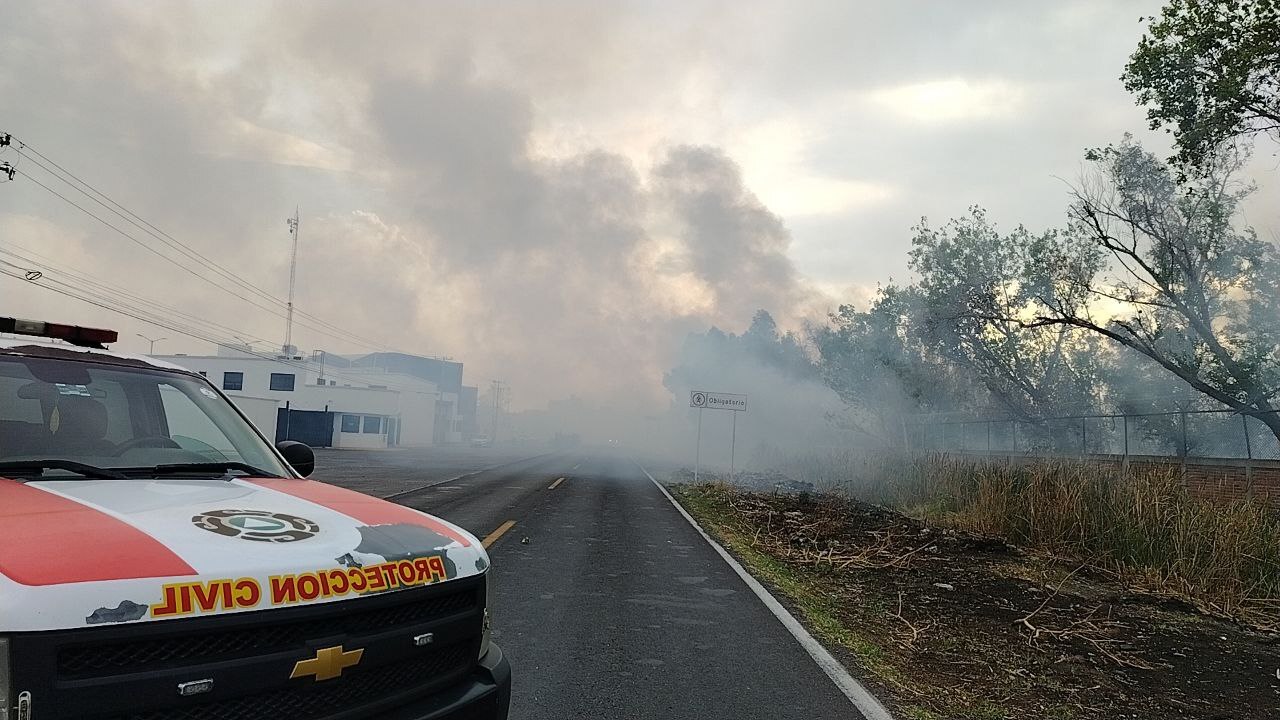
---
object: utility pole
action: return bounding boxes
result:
[135,333,166,354]
[0,134,13,181]
[283,208,300,356]
[490,380,503,443]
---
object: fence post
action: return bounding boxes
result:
[1180,411,1188,482]
[986,421,992,455]
[1122,414,1129,472]
[1081,416,1087,458]
[1242,413,1253,498]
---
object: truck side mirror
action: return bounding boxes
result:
[276,440,315,477]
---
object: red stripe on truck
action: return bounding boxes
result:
[0,478,197,586]
[247,478,473,547]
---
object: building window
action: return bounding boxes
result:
[362,415,382,434]
[269,373,296,392]
[222,372,243,391]
[341,414,361,433]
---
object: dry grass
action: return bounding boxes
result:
[675,481,1280,719]
[756,450,1280,624]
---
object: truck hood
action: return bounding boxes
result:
[0,476,488,631]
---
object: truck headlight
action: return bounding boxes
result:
[479,571,493,660]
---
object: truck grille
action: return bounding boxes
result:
[9,576,486,720]
[116,641,473,720]
[59,586,476,676]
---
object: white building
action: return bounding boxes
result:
[156,345,452,449]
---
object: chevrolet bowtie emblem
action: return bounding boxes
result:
[290,645,364,682]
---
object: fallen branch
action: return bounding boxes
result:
[890,591,934,649]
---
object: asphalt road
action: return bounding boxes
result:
[317,447,864,720]
[310,445,544,498]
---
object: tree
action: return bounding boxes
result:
[1024,137,1280,441]
[665,310,844,453]
[740,309,819,381]
[908,208,1107,421]
[1123,0,1280,170]
[815,284,981,439]
[665,310,819,393]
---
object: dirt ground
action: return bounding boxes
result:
[672,482,1280,720]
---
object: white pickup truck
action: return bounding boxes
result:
[0,317,511,720]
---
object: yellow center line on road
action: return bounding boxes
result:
[548,477,566,490]
[481,520,517,548]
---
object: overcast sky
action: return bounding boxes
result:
[1,1,1276,410]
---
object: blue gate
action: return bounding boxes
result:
[275,409,334,448]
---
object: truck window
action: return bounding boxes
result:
[0,355,289,475]
[0,372,43,424]
[97,378,133,444]
[158,383,238,459]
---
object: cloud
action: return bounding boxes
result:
[0,2,829,414]
[1,0,1275,423]
[651,146,809,321]
[867,78,1028,125]
[730,119,897,217]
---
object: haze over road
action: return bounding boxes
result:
[315,447,865,720]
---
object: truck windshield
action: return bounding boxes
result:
[0,354,290,477]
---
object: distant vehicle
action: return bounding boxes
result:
[0,317,510,720]
[472,434,492,447]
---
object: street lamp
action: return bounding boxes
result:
[136,333,167,355]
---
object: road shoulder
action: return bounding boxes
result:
[641,466,894,720]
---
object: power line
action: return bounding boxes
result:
[12,146,287,308]
[10,161,305,332]
[0,242,278,348]
[4,133,406,353]
[10,164,405,354]
[0,245,418,391]
[0,266,422,392]
[11,139,403,350]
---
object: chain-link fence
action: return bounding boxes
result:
[907,409,1280,461]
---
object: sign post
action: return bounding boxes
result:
[695,406,703,482]
[689,390,747,484]
[730,411,737,483]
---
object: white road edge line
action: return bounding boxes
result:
[638,464,896,720]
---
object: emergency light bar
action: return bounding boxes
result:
[0,317,119,348]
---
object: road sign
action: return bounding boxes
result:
[689,390,747,412]
[689,390,747,485]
